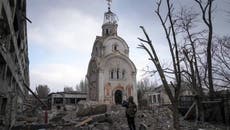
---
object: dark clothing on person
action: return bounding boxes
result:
[126,112,136,130]
[122,96,137,130]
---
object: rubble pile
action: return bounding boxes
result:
[77,104,107,117]
[73,105,174,130]
[12,106,48,130]
[79,105,173,130]
[130,106,175,130]
[14,103,45,127]
[180,119,227,130]
[13,102,228,130]
[72,105,227,130]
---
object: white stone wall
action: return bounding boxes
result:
[103,37,129,57]
[103,57,133,82]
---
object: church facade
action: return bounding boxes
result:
[86,6,137,104]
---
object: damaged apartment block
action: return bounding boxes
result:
[0,0,30,129]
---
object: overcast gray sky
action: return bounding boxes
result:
[27,0,230,92]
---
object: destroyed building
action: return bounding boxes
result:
[48,92,87,111]
[86,5,137,104]
[0,0,30,129]
[143,85,195,108]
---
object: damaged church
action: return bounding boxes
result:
[86,3,137,104]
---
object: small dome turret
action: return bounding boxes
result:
[102,0,118,37]
[103,8,118,24]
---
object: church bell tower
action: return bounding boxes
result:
[102,5,118,36]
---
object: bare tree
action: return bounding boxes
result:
[176,7,206,122]
[138,0,216,128]
[138,0,225,127]
[194,0,215,98]
[213,36,230,88]
[76,79,87,92]
[35,85,50,98]
[139,0,184,129]
[138,25,181,129]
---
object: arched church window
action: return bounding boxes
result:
[112,44,118,51]
[110,69,114,79]
[95,47,98,52]
[95,47,98,55]
[116,68,120,79]
[114,45,117,50]
[106,29,109,35]
[122,69,125,79]
[110,68,125,80]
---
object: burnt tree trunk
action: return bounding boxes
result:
[194,0,215,99]
[172,100,180,129]
[138,26,181,130]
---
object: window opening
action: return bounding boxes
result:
[110,69,114,79]
[113,44,118,51]
[0,98,7,115]
[114,45,117,50]
[54,98,63,104]
[122,70,125,79]
[116,68,120,79]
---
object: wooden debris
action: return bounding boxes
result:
[184,102,196,120]
[74,117,92,127]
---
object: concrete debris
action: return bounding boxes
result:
[12,102,228,130]
[49,112,67,125]
[77,104,107,117]
[139,123,148,130]
[180,120,227,130]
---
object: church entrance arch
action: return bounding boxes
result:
[114,90,122,104]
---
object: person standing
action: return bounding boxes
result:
[122,96,137,130]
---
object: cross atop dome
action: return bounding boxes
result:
[103,0,118,25]
[106,0,112,10]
